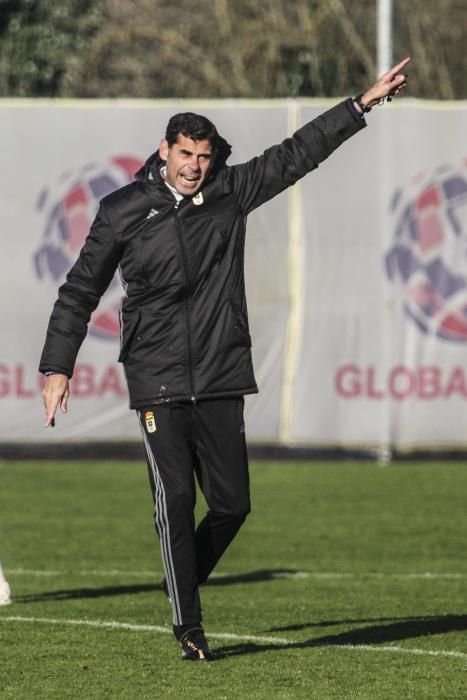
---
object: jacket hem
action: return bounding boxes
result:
[129,386,259,410]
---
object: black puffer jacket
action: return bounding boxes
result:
[39,99,365,408]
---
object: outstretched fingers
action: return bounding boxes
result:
[60,390,69,414]
[387,57,410,91]
[389,56,411,79]
[358,57,411,111]
[42,374,70,427]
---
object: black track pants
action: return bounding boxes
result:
[137,397,251,626]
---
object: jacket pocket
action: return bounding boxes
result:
[118,309,141,362]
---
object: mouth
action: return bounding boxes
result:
[179,174,200,188]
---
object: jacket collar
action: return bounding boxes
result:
[134,150,164,183]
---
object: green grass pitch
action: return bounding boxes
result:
[0,459,466,699]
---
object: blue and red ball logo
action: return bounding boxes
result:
[34,156,143,339]
[386,159,467,342]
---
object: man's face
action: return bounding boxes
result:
[159,134,213,196]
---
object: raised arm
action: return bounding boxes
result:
[226,57,410,215]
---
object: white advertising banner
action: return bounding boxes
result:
[292,101,467,453]
[0,98,466,452]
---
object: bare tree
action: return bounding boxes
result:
[0,0,465,99]
[394,0,466,100]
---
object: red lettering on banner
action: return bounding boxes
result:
[443,367,467,398]
[335,364,467,400]
[0,363,128,399]
[335,364,361,397]
[367,365,384,399]
[71,364,95,397]
[98,365,126,396]
[15,365,35,398]
[389,365,415,400]
[418,366,441,399]
[0,363,10,397]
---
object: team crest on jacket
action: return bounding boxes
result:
[144,410,156,433]
[192,192,204,206]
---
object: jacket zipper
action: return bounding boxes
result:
[174,202,196,402]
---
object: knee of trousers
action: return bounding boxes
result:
[211,504,251,527]
[160,485,196,519]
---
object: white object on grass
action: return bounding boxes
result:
[0,561,11,605]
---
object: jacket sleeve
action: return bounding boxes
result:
[226,99,366,215]
[39,202,122,378]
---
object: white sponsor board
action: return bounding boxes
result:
[0,98,466,451]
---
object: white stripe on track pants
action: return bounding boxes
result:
[138,396,250,626]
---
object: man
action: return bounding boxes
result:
[40,57,410,661]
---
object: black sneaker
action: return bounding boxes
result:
[178,626,216,661]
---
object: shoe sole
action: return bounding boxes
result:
[181,649,216,661]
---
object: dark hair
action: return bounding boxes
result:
[165,112,232,165]
[165,112,218,148]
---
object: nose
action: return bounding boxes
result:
[190,156,201,171]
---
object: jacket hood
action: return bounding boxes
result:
[134,133,232,183]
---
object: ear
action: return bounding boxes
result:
[159,138,169,161]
